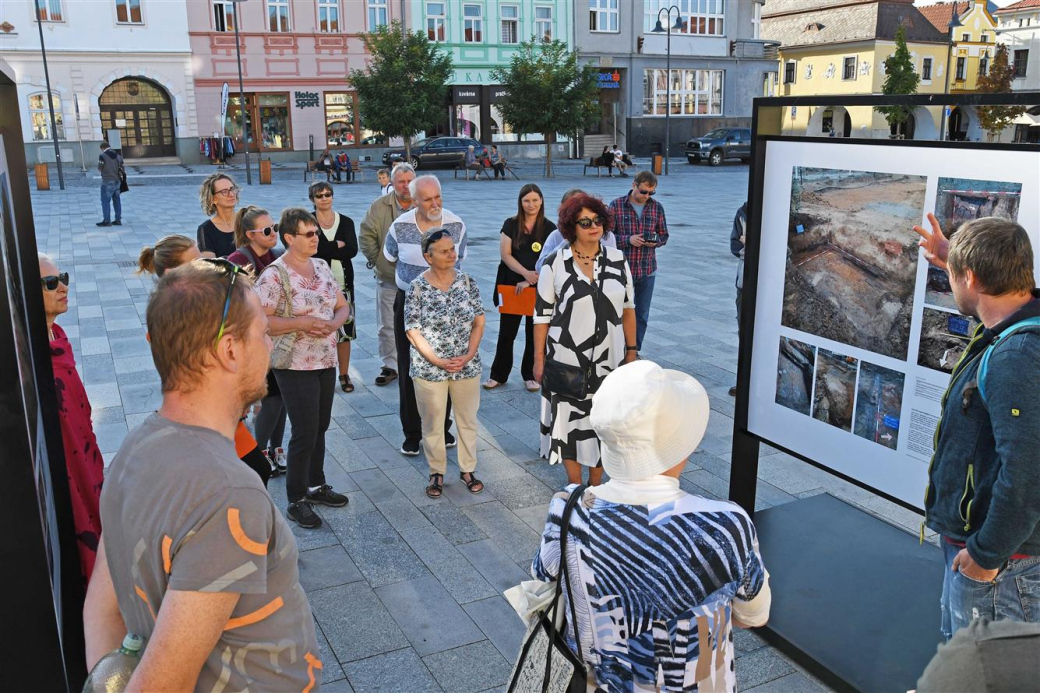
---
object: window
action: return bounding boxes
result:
[921,57,932,80]
[1013,50,1029,78]
[644,0,726,37]
[979,54,988,77]
[463,4,482,43]
[956,57,966,80]
[368,0,387,29]
[114,0,142,24]
[35,0,64,22]
[961,33,970,42]
[267,0,290,31]
[325,92,355,146]
[501,4,518,43]
[213,1,234,31]
[784,60,796,84]
[535,6,553,41]
[29,92,64,141]
[642,68,723,116]
[842,56,856,80]
[318,0,339,32]
[426,2,445,41]
[226,93,293,150]
[590,0,619,32]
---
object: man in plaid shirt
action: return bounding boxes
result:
[608,170,668,350]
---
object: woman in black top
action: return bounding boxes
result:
[196,172,239,258]
[484,184,556,392]
[310,181,360,392]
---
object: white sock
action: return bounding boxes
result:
[308,485,322,493]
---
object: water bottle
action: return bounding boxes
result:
[83,633,143,692]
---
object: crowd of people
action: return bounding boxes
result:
[41,157,1037,691]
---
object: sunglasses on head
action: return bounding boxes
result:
[249,226,277,237]
[199,258,248,347]
[637,188,656,196]
[41,272,70,291]
[575,216,605,229]
[312,192,333,199]
[422,229,450,254]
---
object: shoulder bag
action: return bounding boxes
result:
[269,264,298,369]
[507,485,589,693]
[541,256,604,401]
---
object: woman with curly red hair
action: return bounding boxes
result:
[533,193,638,485]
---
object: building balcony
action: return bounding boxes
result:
[731,39,780,60]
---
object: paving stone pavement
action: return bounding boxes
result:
[31,158,932,691]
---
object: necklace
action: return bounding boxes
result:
[572,246,600,263]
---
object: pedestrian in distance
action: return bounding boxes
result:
[598,146,614,176]
[405,228,486,499]
[136,234,201,277]
[83,259,322,691]
[377,168,392,196]
[490,145,507,179]
[359,162,416,387]
[39,253,104,585]
[531,360,770,692]
[196,173,240,258]
[96,141,123,227]
[316,146,337,182]
[730,201,748,397]
[611,144,628,177]
[310,181,359,393]
[534,192,638,486]
[609,170,669,351]
[485,184,556,392]
[535,188,617,273]
[464,144,483,179]
[915,212,1040,639]
[334,149,353,183]
[254,208,353,529]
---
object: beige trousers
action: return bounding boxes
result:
[413,375,480,476]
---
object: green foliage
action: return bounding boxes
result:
[976,44,1025,140]
[490,39,599,176]
[348,22,452,154]
[878,26,920,131]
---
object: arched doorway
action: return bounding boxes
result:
[807,106,851,137]
[890,112,916,139]
[99,77,175,159]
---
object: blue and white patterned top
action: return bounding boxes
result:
[533,485,768,692]
[404,271,484,382]
[383,208,467,292]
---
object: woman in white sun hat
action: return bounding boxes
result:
[531,360,771,692]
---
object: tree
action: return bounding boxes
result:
[491,39,599,177]
[878,26,920,137]
[976,44,1025,141]
[348,21,452,161]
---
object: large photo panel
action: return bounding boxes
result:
[748,140,1040,509]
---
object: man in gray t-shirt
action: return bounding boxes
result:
[96,141,123,227]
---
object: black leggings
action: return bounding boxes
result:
[490,312,534,383]
[274,367,335,503]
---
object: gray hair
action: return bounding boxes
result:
[391,162,415,182]
[408,174,441,200]
[38,252,56,267]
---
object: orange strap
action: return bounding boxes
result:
[234,420,257,458]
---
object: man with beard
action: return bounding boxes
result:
[384,175,467,455]
[83,260,321,690]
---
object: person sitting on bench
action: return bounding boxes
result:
[598,146,614,176]
[464,145,484,178]
[335,150,353,183]
[316,148,336,181]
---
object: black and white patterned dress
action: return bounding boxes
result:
[535,246,634,467]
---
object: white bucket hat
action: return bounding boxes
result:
[590,360,710,480]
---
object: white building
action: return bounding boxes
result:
[0,0,197,165]
[994,0,1039,91]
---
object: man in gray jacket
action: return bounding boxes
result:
[97,141,123,227]
[359,163,414,386]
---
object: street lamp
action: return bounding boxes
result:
[651,6,684,175]
[230,0,252,185]
[938,5,963,142]
[35,8,64,190]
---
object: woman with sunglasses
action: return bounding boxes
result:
[39,254,104,585]
[534,193,638,486]
[254,208,352,529]
[484,184,555,392]
[196,173,240,259]
[309,182,359,393]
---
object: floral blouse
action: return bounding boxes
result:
[254,257,339,371]
[404,271,484,382]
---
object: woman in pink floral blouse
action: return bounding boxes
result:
[254,208,352,530]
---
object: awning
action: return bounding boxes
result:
[1012,112,1040,127]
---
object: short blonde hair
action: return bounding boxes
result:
[199,173,236,216]
[948,217,1035,295]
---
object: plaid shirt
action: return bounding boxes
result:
[608,194,668,280]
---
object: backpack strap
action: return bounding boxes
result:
[977,315,1040,404]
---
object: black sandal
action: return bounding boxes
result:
[460,472,484,494]
[339,374,354,393]
[426,473,444,498]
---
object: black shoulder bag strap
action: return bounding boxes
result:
[543,484,589,691]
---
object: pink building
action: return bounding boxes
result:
[188,0,405,163]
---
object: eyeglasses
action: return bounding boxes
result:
[575,216,605,229]
[312,192,333,199]
[200,258,247,347]
[214,186,240,198]
[292,230,320,239]
[249,226,277,237]
[636,188,656,196]
[41,272,70,291]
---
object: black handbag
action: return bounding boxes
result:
[507,485,589,693]
[118,167,129,193]
[542,255,604,401]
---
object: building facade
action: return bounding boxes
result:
[574,0,778,157]
[995,0,1039,91]
[0,0,198,165]
[919,1,1000,96]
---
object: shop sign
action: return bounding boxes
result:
[452,86,481,104]
[294,91,320,109]
[490,87,508,102]
[597,70,621,89]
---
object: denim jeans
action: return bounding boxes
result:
[100,180,121,223]
[940,537,1040,641]
[632,273,656,351]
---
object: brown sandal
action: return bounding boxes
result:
[426,473,444,498]
[460,472,484,494]
[339,374,354,393]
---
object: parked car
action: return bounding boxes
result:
[685,128,751,166]
[382,137,488,170]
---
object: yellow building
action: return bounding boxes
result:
[762,0,952,139]
[919,1,1000,95]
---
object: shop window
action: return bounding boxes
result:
[464,4,483,43]
[642,68,723,116]
[325,92,355,146]
[643,0,725,36]
[535,6,553,41]
[590,0,618,33]
[35,0,64,22]
[454,105,481,140]
[213,0,234,31]
[114,0,143,24]
[225,93,293,151]
[501,4,518,44]
[318,0,339,32]
[29,92,65,141]
[427,1,446,41]
[368,0,388,29]
[843,56,856,80]
[267,0,290,31]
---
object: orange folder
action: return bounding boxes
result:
[497,284,536,316]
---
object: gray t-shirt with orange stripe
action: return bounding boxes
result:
[100,413,321,691]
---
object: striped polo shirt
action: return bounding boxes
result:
[383,208,467,291]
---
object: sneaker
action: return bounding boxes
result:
[306,484,349,508]
[112,220,122,226]
[375,367,398,386]
[274,447,287,473]
[287,501,322,529]
[445,431,457,448]
[96,221,112,227]
[728,386,738,397]
[400,439,421,456]
[264,450,280,477]
[524,380,540,392]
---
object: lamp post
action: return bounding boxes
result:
[230,0,252,185]
[35,10,64,190]
[651,7,684,175]
[938,5,962,142]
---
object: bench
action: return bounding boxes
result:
[583,157,613,177]
[350,159,365,183]
[304,161,332,183]
[454,163,491,180]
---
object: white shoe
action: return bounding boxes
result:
[524,380,540,392]
[482,378,503,390]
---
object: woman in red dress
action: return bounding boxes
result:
[39,254,105,584]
